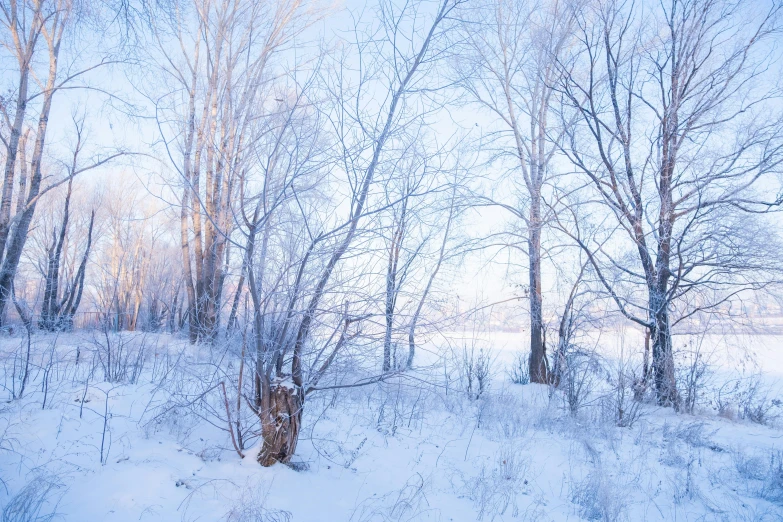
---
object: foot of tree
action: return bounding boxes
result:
[257,383,302,467]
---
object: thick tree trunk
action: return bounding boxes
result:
[181,186,198,344]
[0,95,52,324]
[0,46,33,267]
[650,291,679,408]
[256,382,302,467]
[0,11,61,325]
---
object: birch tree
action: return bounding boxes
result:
[151,0,317,342]
[0,0,127,324]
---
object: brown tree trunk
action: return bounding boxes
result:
[256,382,302,467]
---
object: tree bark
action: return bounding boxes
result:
[256,381,302,466]
[0,1,39,267]
[40,177,74,330]
[528,198,547,383]
[0,55,57,323]
[383,208,404,372]
[649,289,678,408]
[0,3,62,324]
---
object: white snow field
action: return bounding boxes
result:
[1,329,782,522]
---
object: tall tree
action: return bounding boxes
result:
[557,0,783,406]
[151,0,315,342]
[458,0,575,382]
[0,0,126,324]
[38,122,96,331]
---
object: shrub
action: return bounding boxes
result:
[224,485,292,522]
[676,342,711,415]
[455,342,494,401]
[602,358,644,428]
[508,351,530,385]
[732,449,783,504]
[2,476,63,522]
[569,469,628,522]
[462,446,532,520]
[715,377,781,426]
[561,350,602,416]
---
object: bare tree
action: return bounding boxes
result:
[0,0,127,324]
[556,0,783,407]
[237,0,465,466]
[37,118,96,331]
[377,148,462,372]
[150,0,318,343]
[90,180,163,331]
[457,0,575,383]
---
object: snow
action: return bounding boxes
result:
[1,331,782,521]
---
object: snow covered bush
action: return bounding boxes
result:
[461,445,532,520]
[568,468,629,522]
[224,485,292,522]
[507,351,530,385]
[454,342,494,401]
[2,475,63,522]
[732,449,783,504]
[350,474,437,522]
[90,331,152,384]
[601,357,644,428]
[715,376,782,426]
[676,340,712,415]
[479,388,530,439]
[561,350,602,416]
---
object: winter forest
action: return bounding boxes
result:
[1,0,783,520]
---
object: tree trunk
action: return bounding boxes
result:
[0,11,60,325]
[0,38,34,268]
[382,246,399,372]
[225,263,245,334]
[650,291,679,408]
[528,204,547,383]
[40,177,75,330]
[383,198,405,372]
[256,382,302,467]
[550,307,570,388]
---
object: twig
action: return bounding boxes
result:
[220,381,245,459]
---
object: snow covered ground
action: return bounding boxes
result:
[1,330,782,521]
